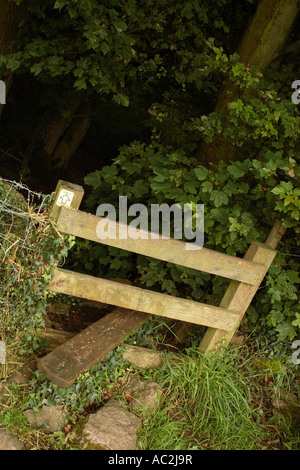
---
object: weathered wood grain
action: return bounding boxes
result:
[37,308,150,388]
[49,268,240,331]
[56,207,266,285]
[39,328,75,351]
[199,221,286,352]
[49,180,84,220]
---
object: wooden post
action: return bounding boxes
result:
[49,180,84,221]
[199,221,286,352]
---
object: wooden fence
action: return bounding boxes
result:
[37,180,285,387]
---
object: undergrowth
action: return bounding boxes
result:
[138,344,300,450]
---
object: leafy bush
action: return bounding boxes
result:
[76,43,299,357]
[73,139,300,356]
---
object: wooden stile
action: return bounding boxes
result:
[37,180,286,386]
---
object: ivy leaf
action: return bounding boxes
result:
[151,181,172,192]
[110,258,122,270]
[184,181,198,194]
[292,314,300,328]
[286,270,300,283]
[162,279,176,293]
[30,63,43,76]
[113,20,128,32]
[201,181,213,193]
[6,57,21,71]
[269,310,284,327]
[101,43,110,55]
[74,78,87,90]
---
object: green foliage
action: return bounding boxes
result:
[0,181,75,356]
[26,345,128,413]
[78,135,299,353]
[73,35,300,355]
[1,0,235,104]
[138,345,300,450]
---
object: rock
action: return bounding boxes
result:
[47,300,70,316]
[124,375,163,411]
[231,331,246,346]
[123,344,163,369]
[251,357,286,377]
[78,400,141,450]
[24,405,67,434]
[0,429,24,450]
[0,361,37,403]
[272,387,300,425]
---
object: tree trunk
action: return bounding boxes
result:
[49,100,93,170]
[0,0,27,118]
[43,97,81,157]
[197,0,300,165]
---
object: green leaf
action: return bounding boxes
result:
[227,165,246,179]
[84,171,101,188]
[276,322,294,340]
[195,167,209,181]
[269,310,284,327]
[113,20,128,33]
[292,313,300,328]
[113,93,130,107]
[184,182,198,195]
[210,190,228,207]
[287,270,300,283]
[101,43,110,55]
[74,78,87,90]
[162,279,176,293]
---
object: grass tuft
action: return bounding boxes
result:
[138,344,300,450]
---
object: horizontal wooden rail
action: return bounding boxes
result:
[49,268,240,331]
[56,207,266,285]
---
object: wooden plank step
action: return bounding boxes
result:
[39,328,75,351]
[56,207,266,285]
[49,268,240,331]
[37,308,150,388]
